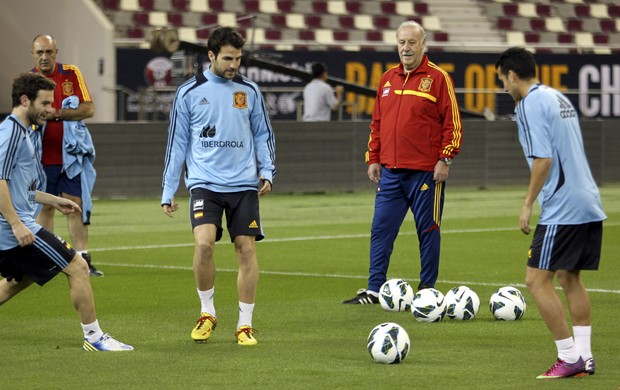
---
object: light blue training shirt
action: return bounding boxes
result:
[161,66,276,205]
[515,83,606,225]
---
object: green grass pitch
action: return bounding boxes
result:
[1,185,619,389]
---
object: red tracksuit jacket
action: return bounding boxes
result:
[365,55,463,171]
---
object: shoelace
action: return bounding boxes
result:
[196,315,216,330]
[100,333,124,347]
[544,359,565,375]
[235,327,259,338]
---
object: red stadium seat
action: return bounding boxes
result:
[102,0,120,10]
[608,5,620,18]
[244,0,259,13]
[502,4,518,16]
[171,0,188,11]
[380,2,395,15]
[305,15,322,28]
[414,3,429,15]
[574,5,590,18]
[433,32,449,42]
[265,29,282,40]
[333,30,349,41]
[566,18,584,32]
[496,17,513,31]
[339,16,355,29]
[557,33,574,44]
[133,12,150,25]
[530,18,546,32]
[525,32,540,44]
[138,0,154,11]
[201,13,218,26]
[345,1,361,14]
[208,0,223,12]
[298,30,316,41]
[312,1,328,14]
[277,0,293,13]
[536,4,551,17]
[167,12,183,26]
[271,14,286,27]
[593,33,609,45]
[373,16,391,29]
[197,28,210,39]
[126,26,144,38]
[366,31,383,42]
[600,19,617,33]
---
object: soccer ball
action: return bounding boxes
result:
[489,286,527,320]
[411,288,447,322]
[367,322,410,364]
[444,286,480,320]
[379,279,414,312]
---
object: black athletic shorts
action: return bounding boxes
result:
[0,228,76,286]
[189,188,264,242]
[527,221,602,271]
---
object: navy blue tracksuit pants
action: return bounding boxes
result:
[368,167,445,292]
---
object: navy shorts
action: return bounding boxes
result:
[0,228,76,286]
[44,165,81,197]
[189,188,264,242]
[527,221,602,271]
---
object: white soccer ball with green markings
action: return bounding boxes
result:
[367,322,410,364]
[411,288,447,322]
[379,279,414,312]
[445,286,480,320]
[489,286,526,320]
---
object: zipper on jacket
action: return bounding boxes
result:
[393,71,411,168]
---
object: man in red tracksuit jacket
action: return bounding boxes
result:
[344,20,463,304]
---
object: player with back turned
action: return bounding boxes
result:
[495,47,606,379]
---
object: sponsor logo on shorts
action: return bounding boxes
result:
[248,220,259,228]
[420,183,429,191]
[193,199,204,211]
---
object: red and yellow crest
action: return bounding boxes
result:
[418,77,433,93]
[62,81,74,96]
[233,91,247,109]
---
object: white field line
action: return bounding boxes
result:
[90,223,620,295]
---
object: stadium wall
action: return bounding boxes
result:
[89,119,620,198]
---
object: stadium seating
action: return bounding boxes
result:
[97,0,615,53]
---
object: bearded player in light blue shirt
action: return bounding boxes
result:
[0,72,133,351]
[161,27,275,346]
[496,48,606,380]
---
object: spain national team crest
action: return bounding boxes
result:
[418,77,433,93]
[62,81,74,96]
[233,91,247,109]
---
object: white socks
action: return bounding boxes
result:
[555,337,580,363]
[573,325,592,360]
[81,320,104,343]
[197,288,216,316]
[237,301,255,329]
[197,288,255,329]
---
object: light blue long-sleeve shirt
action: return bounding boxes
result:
[161,66,276,204]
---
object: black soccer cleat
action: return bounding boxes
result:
[82,252,104,277]
[342,289,379,304]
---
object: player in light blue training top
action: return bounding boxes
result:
[0,72,133,351]
[496,47,605,380]
[161,27,275,346]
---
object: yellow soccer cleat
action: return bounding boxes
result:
[235,326,258,346]
[191,313,217,342]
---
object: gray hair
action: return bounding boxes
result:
[396,21,427,41]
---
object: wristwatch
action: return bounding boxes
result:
[439,158,452,166]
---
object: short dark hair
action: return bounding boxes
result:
[495,47,536,80]
[311,62,326,79]
[207,27,245,57]
[12,72,56,107]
